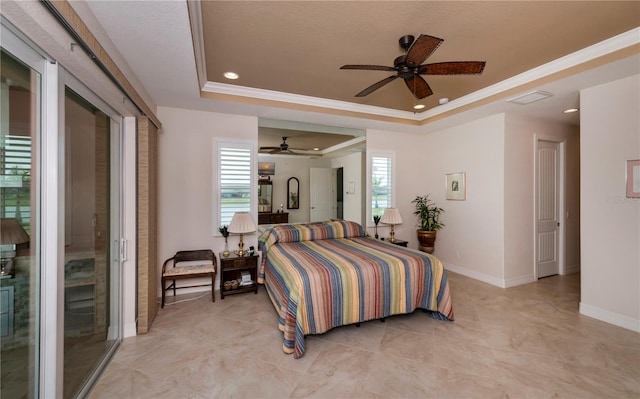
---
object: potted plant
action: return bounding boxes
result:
[411,194,445,254]
[219,225,230,257]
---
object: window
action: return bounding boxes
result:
[1,135,32,232]
[367,151,395,224]
[216,141,254,229]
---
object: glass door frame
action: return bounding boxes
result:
[1,19,46,399]
[61,71,124,398]
[1,18,126,398]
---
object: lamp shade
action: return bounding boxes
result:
[381,208,403,225]
[1,218,29,245]
[228,212,256,234]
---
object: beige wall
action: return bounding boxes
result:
[156,106,258,297]
[580,74,640,332]
[365,129,429,242]
[417,114,507,284]
[503,114,581,284]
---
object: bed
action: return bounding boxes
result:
[257,220,454,358]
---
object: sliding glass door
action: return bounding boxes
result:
[0,42,41,399]
[62,85,121,398]
[1,21,124,398]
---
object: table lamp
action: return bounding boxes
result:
[228,212,256,256]
[1,218,30,277]
[381,207,403,243]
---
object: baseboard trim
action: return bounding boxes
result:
[579,302,640,333]
[564,263,580,275]
[123,322,137,338]
[443,262,506,288]
[504,274,537,288]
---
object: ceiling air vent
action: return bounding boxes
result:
[507,90,553,105]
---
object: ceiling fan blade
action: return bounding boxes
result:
[355,75,399,97]
[268,148,281,154]
[260,146,279,150]
[405,34,443,67]
[418,61,486,75]
[404,75,433,99]
[341,65,396,72]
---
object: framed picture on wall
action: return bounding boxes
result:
[446,172,466,200]
[626,159,640,198]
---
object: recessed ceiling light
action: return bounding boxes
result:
[313,147,320,151]
[438,98,449,105]
[563,108,579,114]
[223,72,239,80]
[413,104,426,110]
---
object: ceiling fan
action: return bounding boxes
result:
[259,136,302,154]
[340,34,486,99]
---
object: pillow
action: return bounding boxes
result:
[258,220,366,254]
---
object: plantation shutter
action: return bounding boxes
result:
[219,146,251,226]
[371,155,391,220]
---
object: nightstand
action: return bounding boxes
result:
[382,238,408,247]
[219,253,258,299]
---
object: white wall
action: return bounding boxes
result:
[257,154,332,224]
[503,114,581,285]
[331,151,364,224]
[580,74,640,332]
[156,106,258,296]
[366,129,429,242]
[418,114,507,285]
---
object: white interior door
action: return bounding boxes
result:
[536,140,560,278]
[310,168,336,222]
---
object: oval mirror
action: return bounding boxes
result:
[287,177,299,209]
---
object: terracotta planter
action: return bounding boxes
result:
[417,230,437,254]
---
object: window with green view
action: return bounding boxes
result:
[369,153,394,222]
[217,143,253,227]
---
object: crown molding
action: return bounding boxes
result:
[423,27,640,120]
[186,0,207,91]
[202,81,420,121]
[196,23,639,124]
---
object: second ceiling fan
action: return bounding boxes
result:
[341,34,486,99]
[260,136,303,155]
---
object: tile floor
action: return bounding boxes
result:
[89,272,640,398]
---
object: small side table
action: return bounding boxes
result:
[382,238,408,247]
[219,253,259,299]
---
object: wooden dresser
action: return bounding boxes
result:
[258,212,289,225]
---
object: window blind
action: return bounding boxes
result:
[219,146,251,226]
[371,155,391,220]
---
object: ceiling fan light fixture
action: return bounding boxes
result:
[223,71,239,80]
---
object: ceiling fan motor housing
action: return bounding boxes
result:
[399,35,415,51]
[394,55,417,79]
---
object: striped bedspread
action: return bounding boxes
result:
[258,220,454,358]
